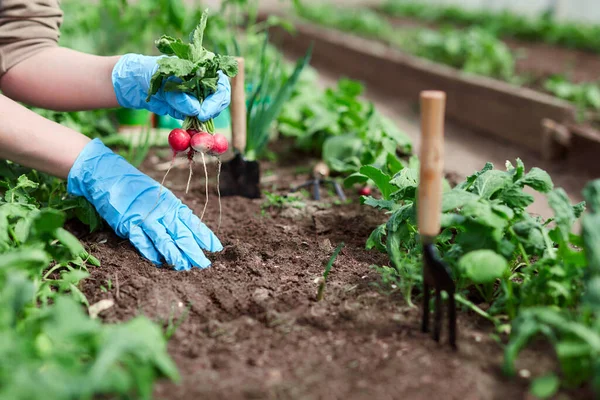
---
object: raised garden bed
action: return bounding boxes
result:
[74,146,590,399]
[264,16,600,162]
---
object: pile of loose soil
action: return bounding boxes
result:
[78,149,589,400]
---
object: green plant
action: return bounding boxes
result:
[295,3,517,81]
[278,78,412,173]
[402,27,516,81]
[381,0,600,54]
[245,38,313,160]
[316,242,345,301]
[0,164,179,399]
[261,191,305,211]
[351,158,586,316]
[544,75,600,113]
[352,157,600,393]
[148,9,239,134]
[503,179,600,395]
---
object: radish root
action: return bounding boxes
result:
[200,152,209,221]
[185,156,194,194]
[217,159,222,233]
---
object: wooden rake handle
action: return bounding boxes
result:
[418,91,446,238]
[230,57,246,152]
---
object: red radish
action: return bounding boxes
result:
[190,131,214,153]
[209,134,229,156]
[359,186,372,196]
[168,128,191,153]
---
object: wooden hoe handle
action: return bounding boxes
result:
[230,57,246,152]
[418,91,446,238]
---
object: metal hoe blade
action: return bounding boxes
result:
[219,152,261,199]
[218,56,261,199]
[422,243,457,348]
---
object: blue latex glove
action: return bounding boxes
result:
[112,53,231,121]
[67,139,222,271]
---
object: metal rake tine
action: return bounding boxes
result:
[433,288,443,342]
[323,179,347,201]
[312,179,321,200]
[421,282,430,333]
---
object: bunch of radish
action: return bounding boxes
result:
[149,10,239,229]
[162,128,229,224]
[168,128,229,159]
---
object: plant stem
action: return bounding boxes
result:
[509,226,530,267]
[455,293,499,325]
[317,242,345,301]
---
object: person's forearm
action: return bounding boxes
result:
[0,48,121,111]
[0,94,90,178]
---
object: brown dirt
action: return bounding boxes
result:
[76,147,593,400]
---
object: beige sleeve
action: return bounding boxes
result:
[0,0,63,77]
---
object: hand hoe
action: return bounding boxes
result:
[219,57,261,198]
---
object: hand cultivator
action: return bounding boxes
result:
[219,57,261,199]
[290,161,346,201]
[418,91,457,349]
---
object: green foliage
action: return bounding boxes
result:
[278,78,412,173]
[381,0,600,54]
[261,191,305,211]
[358,155,600,394]
[295,3,517,81]
[403,27,516,81]
[148,9,239,134]
[0,168,178,399]
[245,40,313,161]
[545,75,600,113]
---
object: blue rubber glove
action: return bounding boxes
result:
[67,139,222,271]
[112,54,231,121]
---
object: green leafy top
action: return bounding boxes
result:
[148,9,239,132]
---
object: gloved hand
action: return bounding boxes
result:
[67,139,222,270]
[112,53,231,121]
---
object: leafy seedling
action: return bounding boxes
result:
[316,242,344,301]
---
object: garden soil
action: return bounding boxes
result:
[78,148,592,400]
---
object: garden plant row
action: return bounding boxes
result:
[2,0,600,399]
[295,1,600,114]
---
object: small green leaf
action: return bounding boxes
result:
[0,248,50,271]
[498,184,534,209]
[156,57,196,78]
[366,224,387,253]
[473,170,512,199]
[530,374,559,399]
[386,152,404,175]
[441,189,479,211]
[361,196,396,211]
[457,162,493,190]
[548,188,576,242]
[155,36,191,59]
[190,9,209,62]
[343,172,368,188]
[54,227,85,257]
[359,165,396,200]
[519,167,554,193]
[458,249,508,284]
[32,208,66,236]
[147,70,164,100]
[216,55,239,77]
